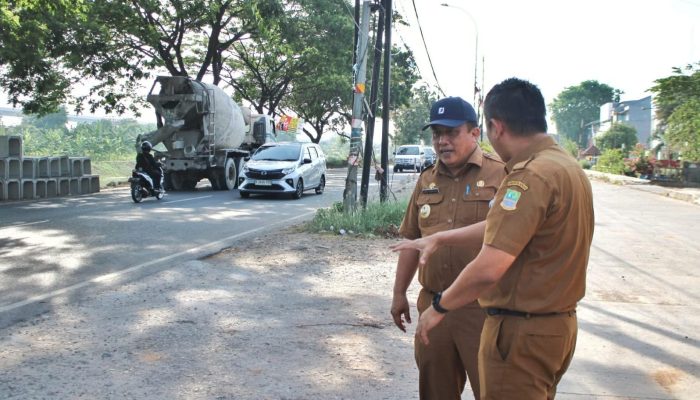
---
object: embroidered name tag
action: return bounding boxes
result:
[507,180,529,191]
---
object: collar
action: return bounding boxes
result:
[505,135,556,173]
[434,146,484,177]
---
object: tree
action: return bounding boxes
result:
[649,63,700,161]
[595,148,626,175]
[665,98,700,161]
[550,80,621,148]
[596,123,638,153]
[0,0,280,116]
[393,85,436,145]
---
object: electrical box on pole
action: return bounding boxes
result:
[343,0,371,213]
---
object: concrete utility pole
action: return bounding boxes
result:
[380,0,392,202]
[360,1,384,209]
[343,0,371,213]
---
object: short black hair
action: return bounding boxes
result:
[483,78,547,135]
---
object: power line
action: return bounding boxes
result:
[410,0,446,96]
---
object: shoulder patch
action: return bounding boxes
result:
[506,180,528,191]
[500,188,522,210]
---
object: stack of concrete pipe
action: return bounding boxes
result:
[0,135,100,201]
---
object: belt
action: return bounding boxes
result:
[486,308,575,319]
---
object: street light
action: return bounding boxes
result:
[440,3,479,110]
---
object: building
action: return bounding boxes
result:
[593,96,654,148]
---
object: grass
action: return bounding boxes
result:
[304,198,409,238]
[92,161,133,188]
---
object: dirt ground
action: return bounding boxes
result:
[0,228,429,400]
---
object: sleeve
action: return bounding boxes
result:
[398,182,422,240]
[483,170,552,256]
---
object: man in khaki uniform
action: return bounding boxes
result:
[391,78,594,399]
[391,96,506,400]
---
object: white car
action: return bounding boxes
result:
[393,144,426,173]
[238,142,326,199]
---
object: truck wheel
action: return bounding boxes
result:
[209,169,222,190]
[221,158,237,190]
[170,172,185,191]
[163,172,174,191]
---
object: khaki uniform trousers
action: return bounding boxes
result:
[415,288,486,400]
[478,312,577,400]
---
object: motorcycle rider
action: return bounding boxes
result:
[136,141,163,191]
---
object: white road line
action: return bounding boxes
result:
[163,195,213,204]
[0,220,50,230]
[0,210,315,314]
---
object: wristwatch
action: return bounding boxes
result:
[432,292,450,314]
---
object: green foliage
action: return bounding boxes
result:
[665,98,700,161]
[479,140,494,154]
[550,80,620,147]
[596,123,638,152]
[578,159,592,169]
[8,118,154,161]
[594,148,626,175]
[560,137,580,158]
[650,65,700,162]
[305,198,409,237]
[649,63,700,126]
[393,86,436,145]
[0,0,278,115]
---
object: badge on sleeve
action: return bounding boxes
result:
[500,188,522,211]
[419,204,431,219]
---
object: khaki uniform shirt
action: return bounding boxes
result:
[400,147,506,306]
[481,135,595,313]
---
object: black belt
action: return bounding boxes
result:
[486,308,575,319]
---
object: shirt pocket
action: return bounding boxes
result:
[459,185,498,224]
[416,192,444,228]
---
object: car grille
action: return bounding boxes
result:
[244,183,286,191]
[246,168,286,179]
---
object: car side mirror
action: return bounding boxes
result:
[303,158,312,164]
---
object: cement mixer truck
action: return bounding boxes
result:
[136,76,275,191]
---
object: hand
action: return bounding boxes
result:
[415,306,445,346]
[389,235,440,268]
[390,293,412,332]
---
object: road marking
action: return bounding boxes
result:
[163,195,213,204]
[0,220,50,230]
[0,210,316,314]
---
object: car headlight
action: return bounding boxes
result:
[282,167,296,175]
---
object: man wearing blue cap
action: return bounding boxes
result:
[391,96,506,399]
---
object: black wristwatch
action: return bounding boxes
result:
[432,292,450,314]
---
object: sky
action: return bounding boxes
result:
[393,0,700,107]
[3,0,700,132]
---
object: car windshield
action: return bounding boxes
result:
[251,144,301,161]
[424,148,435,156]
[397,146,420,155]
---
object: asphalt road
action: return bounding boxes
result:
[0,168,415,328]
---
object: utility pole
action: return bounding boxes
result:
[343,0,371,213]
[380,0,392,202]
[360,1,384,209]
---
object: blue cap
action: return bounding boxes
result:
[422,96,477,130]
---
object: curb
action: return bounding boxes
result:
[584,170,700,206]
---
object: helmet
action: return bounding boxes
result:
[141,141,152,152]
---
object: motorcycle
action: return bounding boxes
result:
[129,167,164,203]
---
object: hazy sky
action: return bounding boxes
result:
[394,0,700,106]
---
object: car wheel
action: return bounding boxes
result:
[292,179,304,199]
[315,175,325,195]
[393,165,398,173]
